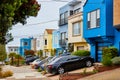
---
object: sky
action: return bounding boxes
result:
[7,0,71,47]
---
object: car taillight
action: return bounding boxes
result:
[48,65,52,69]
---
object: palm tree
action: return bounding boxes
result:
[8,52,16,65]
[15,54,22,66]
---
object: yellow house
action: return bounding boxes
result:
[68,12,90,51]
[43,29,54,57]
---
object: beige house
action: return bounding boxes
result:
[114,0,120,27]
[68,12,90,51]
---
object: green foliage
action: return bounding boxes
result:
[0,0,40,44]
[24,50,35,56]
[111,57,120,65]
[102,47,118,58]
[0,66,2,72]
[37,50,43,57]
[8,52,16,65]
[102,56,112,66]
[0,44,7,61]
[102,47,118,66]
[83,68,87,75]
[51,49,56,56]
[37,67,42,72]
[72,50,90,56]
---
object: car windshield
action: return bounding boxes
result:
[50,57,67,64]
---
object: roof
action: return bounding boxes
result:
[45,29,55,34]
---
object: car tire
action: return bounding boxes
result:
[58,67,65,74]
[86,60,92,67]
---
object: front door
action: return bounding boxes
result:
[96,43,108,62]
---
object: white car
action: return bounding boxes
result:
[30,59,41,68]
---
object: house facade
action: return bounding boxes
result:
[8,46,19,54]
[59,0,86,51]
[52,30,63,56]
[114,0,120,55]
[43,29,54,57]
[83,0,120,62]
[19,37,33,56]
[68,1,90,52]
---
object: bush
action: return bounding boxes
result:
[37,67,42,72]
[0,66,2,72]
[102,56,112,66]
[72,50,90,56]
[2,70,13,78]
[102,47,118,66]
[102,47,118,58]
[111,57,120,65]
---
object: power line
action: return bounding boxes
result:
[13,19,58,29]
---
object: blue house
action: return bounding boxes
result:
[83,0,115,62]
[52,30,63,55]
[19,37,33,56]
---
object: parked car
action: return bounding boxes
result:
[46,55,94,75]
[30,59,41,68]
[34,56,53,69]
[25,56,39,65]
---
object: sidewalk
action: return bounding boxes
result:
[78,68,120,80]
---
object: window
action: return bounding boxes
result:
[61,32,66,44]
[24,42,28,46]
[60,13,64,24]
[74,8,80,14]
[45,39,47,45]
[10,49,13,51]
[14,48,18,51]
[59,11,68,25]
[87,9,100,29]
[73,22,80,36]
[77,46,84,50]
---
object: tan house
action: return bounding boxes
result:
[68,12,90,51]
[114,0,120,27]
[43,29,54,57]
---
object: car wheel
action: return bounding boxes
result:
[58,67,65,74]
[86,60,92,67]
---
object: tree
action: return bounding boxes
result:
[37,50,43,57]
[15,54,22,66]
[0,44,7,62]
[8,52,16,65]
[0,0,40,44]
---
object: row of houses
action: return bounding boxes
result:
[8,0,120,62]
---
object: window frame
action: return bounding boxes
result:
[72,22,81,36]
[87,9,100,29]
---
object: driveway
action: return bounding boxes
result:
[1,65,50,80]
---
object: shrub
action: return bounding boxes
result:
[102,56,112,66]
[37,67,42,72]
[102,47,118,66]
[72,50,90,56]
[0,66,2,72]
[111,57,120,65]
[2,70,13,78]
[102,47,118,58]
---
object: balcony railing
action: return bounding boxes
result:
[59,18,68,26]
